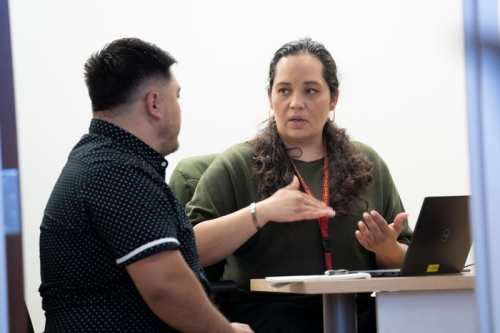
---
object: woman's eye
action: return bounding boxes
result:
[278,88,289,94]
[305,88,317,94]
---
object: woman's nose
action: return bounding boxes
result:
[289,93,305,109]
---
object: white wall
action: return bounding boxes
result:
[8,0,470,332]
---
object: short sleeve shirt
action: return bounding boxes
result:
[39,119,208,333]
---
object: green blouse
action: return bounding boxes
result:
[186,141,412,291]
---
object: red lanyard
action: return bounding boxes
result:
[290,141,332,270]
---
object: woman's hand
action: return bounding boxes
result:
[355,211,409,268]
[257,176,335,226]
[194,175,334,266]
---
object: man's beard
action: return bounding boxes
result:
[159,124,180,156]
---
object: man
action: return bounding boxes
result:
[39,37,252,333]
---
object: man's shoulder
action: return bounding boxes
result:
[66,142,151,189]
[71,134,140,167]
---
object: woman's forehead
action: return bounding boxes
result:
[273,54,324,84]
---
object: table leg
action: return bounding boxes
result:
[323,293,357,333]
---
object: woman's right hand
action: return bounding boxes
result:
[257,176,335,226]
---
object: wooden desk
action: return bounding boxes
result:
[251,273,476,333]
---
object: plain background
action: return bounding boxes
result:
[8,0,472,331]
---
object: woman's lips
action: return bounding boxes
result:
[289,118,306,127]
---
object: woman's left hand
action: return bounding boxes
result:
[355,211,409,259]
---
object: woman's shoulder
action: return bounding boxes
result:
[352,141,394,181]
[352,141,384,163]
[217,141,254,161]
[201,142,254,176]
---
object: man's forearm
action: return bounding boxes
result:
[145,271,233,333]
[127,250,235,333]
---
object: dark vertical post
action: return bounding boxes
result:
[0,0,30,332]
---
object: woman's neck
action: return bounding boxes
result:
[283,137,324,162]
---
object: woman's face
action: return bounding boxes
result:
[269,53,338,148]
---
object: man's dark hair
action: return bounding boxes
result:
[84,37,177,112]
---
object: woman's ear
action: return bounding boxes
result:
[267,87,272,106]
[330,89,340,111]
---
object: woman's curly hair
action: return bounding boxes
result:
[252,121,373,215]
[251,37,373,215]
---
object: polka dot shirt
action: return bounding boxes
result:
[39,119,209,332]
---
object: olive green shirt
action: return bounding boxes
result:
[186,141,412,291]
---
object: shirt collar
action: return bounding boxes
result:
[89,119,169,174]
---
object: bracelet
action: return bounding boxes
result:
[250,202,261,231]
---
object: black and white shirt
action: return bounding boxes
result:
[40,119,208,333]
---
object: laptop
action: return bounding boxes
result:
[352,195,472,277]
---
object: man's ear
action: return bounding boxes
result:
[146,91,162,120]
[330,89,340,111]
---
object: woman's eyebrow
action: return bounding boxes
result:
[303,80,321,86]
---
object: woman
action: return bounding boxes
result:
[184,37,413,333]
